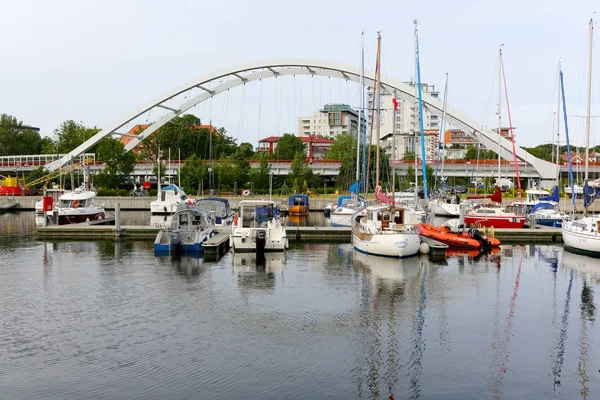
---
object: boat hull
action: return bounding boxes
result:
[154,229,213,253]
[429,201,460,217]
[232,227,288,253]
[562,225,600,258]
[288,205,309,216]
[464,215,525,229]
[534,217,563,227]
[353,230,420,258]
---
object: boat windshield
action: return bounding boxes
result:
[196,199,228,216]
[240,204,274,227]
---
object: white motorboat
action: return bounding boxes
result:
[562,216,600,258]
[150,184,192,215]
[154,207,214,253]
[35,185,63,214]
[564,184,583,197]
[352,204,421,258]
[529,203,565,227]
[45,187,105,225]
[232,200,288,253]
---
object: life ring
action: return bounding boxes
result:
[72,200,80,209]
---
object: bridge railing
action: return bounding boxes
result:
[0,153,96,168]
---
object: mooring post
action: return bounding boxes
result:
[114,202,121,236]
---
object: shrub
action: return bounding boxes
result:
[96,189,109,196]
[106,189,118,196]
[117,189,128,197]
[149,189,157,197]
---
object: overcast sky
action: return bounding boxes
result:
[1,0,599,149]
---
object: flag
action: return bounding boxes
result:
[392,98,398,110]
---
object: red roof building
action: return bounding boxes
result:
[257,135,334,159]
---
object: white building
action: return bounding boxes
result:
[367,82,441,161]
[297,104,359,139]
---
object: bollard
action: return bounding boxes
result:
[114,202,121,235]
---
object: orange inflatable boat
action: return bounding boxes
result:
[414,223,501,250]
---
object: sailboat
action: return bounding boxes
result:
[428,73,461,217]
[330,32,367,227]
[352,31,420,258]
[562,19,600,257]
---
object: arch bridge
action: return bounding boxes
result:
[45,60,555,180]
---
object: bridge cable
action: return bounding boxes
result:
[237,83,246,144]
[293,75,297,135]
[258,78,263,145]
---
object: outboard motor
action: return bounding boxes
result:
[468,228,491,251]
[256,229,267,254]
[170,231,182,253]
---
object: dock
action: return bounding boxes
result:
[0,197,19,212]
[203,231,231,260]
[35,223,563,244]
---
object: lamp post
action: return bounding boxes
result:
[269,172,274,201]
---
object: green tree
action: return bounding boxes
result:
[288,152,313,190]
[179,155,207,194]
[52,120,100,154]
[402,152,416,161]
[275,133,304,160]
[93,138,136,189]
[249,153,271,191]
[0,114,50,155]
[326,133,357,190]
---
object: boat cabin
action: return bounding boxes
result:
[171,209,211,231]
[239,201,277,228]
[524,189,550,204]
[364,206,406,232]
[159,184,188,202]
[288,194,309,208]
[195,197,232,224]
[57,189,96,209]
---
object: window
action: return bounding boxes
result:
[179,213,189,226]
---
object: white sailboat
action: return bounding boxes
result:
[352,31,421,259]
[562,18,600,257]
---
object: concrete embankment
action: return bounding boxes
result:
[10,196,339,211]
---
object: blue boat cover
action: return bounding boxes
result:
[531,202,555,213]
[539,186,559,202]
[161,184,184,191]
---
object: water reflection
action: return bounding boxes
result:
[154,253,206,278]
[233,252,286,292]
[561,250,600,284]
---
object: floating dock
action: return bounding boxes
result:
[35,223,563,244]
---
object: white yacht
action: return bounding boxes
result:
[45,187,105,225]
[562,216,600,258]
[330,195,365,227]
[352,204,421,258]
[231,200,288,253]
[428,197,460,217]
[150,184,191,215]
[154,207,214,253]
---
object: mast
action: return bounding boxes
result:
[556,61,561,188]
[355,32,364,198]
[414,20,429,201]
[178,148,181,188]
[560,68,576,212]
[392,90,397,201]
[374,32,382,187]
[435,73,449,193]
[361,34,367,198]
[157,147,161,195]
[585,18,593,183]
[497,46,503,184]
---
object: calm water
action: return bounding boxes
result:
[1,212,599,399]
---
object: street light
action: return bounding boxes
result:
[269,171,274,200]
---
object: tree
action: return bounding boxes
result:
[402,152,416,161]
[288,152,313,190]
[275,133,304,160]
[326,133,357,190]
[249,153,271,191]
[0,114,49,156]
[179,155,207,194]
[93,138,136,189]
[52,120,100,154]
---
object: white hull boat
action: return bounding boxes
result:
[232,200,288,253]
[44,188,105,225]
[428,198,460,217]
[352,205,421,258]
[150,184,191,215]
[562,217,600,258]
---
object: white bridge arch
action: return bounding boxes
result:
[46,59,555,179]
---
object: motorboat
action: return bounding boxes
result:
[564,184,583,197]
[194,197,234,226]
[45,187,106,225]
[154,207,214,253]
[529,202,565,227]
[352,204,421,258]
[231,200,288,253]
[414,223,500,250]
[150,184,192,215]
[464,204,525,229]
[330,195,365,227]
[287,194,309,216]
[562,216,600,258]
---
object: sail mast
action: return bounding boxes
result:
[560,69,576,212]
[585,18,593,183]
[435,73,449,193]
[355,32,364,187]
[497,46,503,184]
[361,34,367,198]
[374,32,382,187]
[556,61,561,187]
[392,90,397,201]
[414,20,429,201]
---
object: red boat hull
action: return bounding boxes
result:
[0,186,33,196]
[464,215,525,229]
[53,212,105,225]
